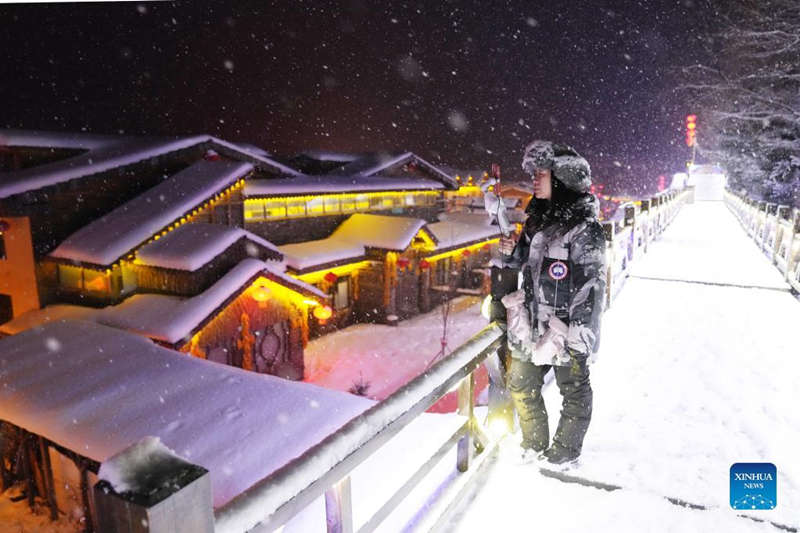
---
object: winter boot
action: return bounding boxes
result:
[543,444,580,466]
[519,446,548,465]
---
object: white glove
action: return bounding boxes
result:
[481,178,514,236]
[531,316,569,365]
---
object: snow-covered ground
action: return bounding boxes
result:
[304,295,487,399]
[0,486,81,533]
[445,201,800,532]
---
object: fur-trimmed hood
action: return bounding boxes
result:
[521,140,593,193]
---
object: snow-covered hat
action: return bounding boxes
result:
[521,140,592,193]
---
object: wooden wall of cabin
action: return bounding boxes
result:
[181,289,307,381]
[308,272,360,338]
[352,262,386,323]
[393,249,421,320]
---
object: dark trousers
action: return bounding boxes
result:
[508,357,593,454]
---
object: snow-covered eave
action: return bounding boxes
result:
[136,236,284,273]
[285,254,370,276]
[408,154,459,190]
[242,178,445,198]
[174,265,328,346]
[0,129,122,150]
[208,137,302,177]
[0,134,212,200]
[422,234,501,258]
[0,132,299,200]
[352,151,458,190]
[97,260,327,346]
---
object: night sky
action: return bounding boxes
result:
[1,0,715,193]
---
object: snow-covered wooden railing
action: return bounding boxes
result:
[602,189,691,308]
[213,323,505,533]
[724,189,800,293]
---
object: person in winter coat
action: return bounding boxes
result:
[499,140,607,465]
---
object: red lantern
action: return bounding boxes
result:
[324,272,338,283]
[462,249,472,257]
[419,259,430,270]
[397,257,410,269]
[204,149,221,161]
[482,243,490,250]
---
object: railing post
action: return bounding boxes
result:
[325,476,354,533]
[457,372,475,472]
[94,438,213,533]
[790,209,800,283]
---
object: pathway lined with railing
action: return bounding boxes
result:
[444,201,800,533]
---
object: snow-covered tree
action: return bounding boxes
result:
[682,0,800,206]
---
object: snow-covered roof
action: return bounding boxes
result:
[96,258,326,345]
[326,152,457,188]
[135,223,281,272]
[0,130,300,200]
[426,221,501,250]
[279,239,366,272]
[331,214,434,252]
[49,160,253,266]
[0,320,372,508]
[0,129,123,150]
[296,150,361,162]
[501,182,534,195]
[243,175,445,197]
[439,167,487,179]
[436,212,494,226]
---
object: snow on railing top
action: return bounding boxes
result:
[213,322,504,533]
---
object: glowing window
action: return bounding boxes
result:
[324,197,340,214]
[244,201,265,221]
[307,197,324,215]
[263,199,287,219]
[286,199,306,217]
[355,194,369,210]
[58,265,83,290]
[341,196,356,213]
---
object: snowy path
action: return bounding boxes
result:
[304,295,486,399]
[445,202,800,532]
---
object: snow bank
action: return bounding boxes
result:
[304,296,488,400]
[50,160,254,266]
